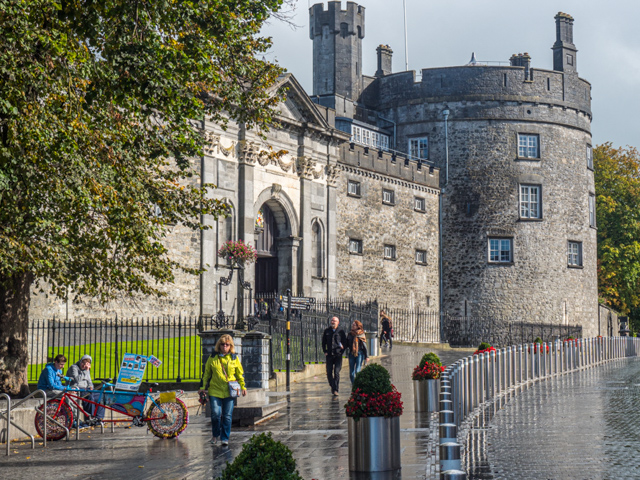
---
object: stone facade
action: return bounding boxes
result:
[336,144,440,309]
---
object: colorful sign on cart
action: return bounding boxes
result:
[116,353,149,391]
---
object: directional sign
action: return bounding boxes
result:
[282,296,316,310]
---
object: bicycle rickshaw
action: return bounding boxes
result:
[34,374,189,441]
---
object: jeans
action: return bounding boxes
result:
[83,392,105,419]
[349,351,365,384]
[210,396,235,442]
[326,354,343,393]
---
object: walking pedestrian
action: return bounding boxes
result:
[380,310,393,348]
[322,316,347,396]
[199,334,246,446]
[347,320,369,383]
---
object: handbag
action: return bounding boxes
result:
[220,360,241,398]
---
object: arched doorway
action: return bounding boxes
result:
[255,204,279,295]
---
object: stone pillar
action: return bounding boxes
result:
[241,331,271,389]
[277,236,301,295]
[198,329,247,384]
[299,175,313,296]
[326,166,339,298]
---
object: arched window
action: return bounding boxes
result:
[312,221,323,278]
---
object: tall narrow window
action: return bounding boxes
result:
[312,222,323,277]
[414,197,426,212]
[586,145,593,170]
[488,238,513,263]
[589,193,596,228]
[409,137,429,159]
[520,185,541,219]
[568,241,583,267]
[517,134,539,158]
[415,250,427,265]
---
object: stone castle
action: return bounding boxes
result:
[30,2,599,337]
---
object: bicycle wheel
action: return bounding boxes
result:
[34,399,74,441]
[146,398,189,439]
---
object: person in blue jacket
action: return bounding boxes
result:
[37,354,68,397]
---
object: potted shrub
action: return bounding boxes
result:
[218,432,303,480]
[345,363,403,473]
[412,352,445,412]
[473,342,496,355]
[529,338,549,354]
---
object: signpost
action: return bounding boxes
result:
[281,296,316,310]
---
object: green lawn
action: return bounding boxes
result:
[29,335,202,383]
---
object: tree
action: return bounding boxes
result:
[0,0,286,395]
[594,143,640,331]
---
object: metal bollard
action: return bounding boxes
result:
[440,399,454,414]
[440,410,455,425]
[439,423,458,444]
[440,442,462,472]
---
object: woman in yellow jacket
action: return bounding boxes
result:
[199,334,246,446]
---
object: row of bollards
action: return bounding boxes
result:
[438,374,466,480]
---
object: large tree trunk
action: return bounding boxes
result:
[0,271,34,396]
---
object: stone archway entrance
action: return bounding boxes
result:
[254,195,299,297]
[255,204,278,294]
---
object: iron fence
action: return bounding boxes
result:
[443,315,583,348]
[383,308,440,343]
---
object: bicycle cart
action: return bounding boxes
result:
[34,378,189,441]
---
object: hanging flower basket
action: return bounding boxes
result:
[217,240,257,267]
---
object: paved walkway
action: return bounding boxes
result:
[0,344,470,480]
[467,357,640,480]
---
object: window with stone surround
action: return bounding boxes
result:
[519,184,541,219]
[382,189,395,205]
[347,180,361,197]
[349,238,363,255]
[587,144,593,170]
[568,241,582,267]
[383,244,396,260]
[589,193,596,228]
[409,137,429,159]
[517,134,539,159]
[414,196,426,212]
[488,238,513,263]
[415,249,427,265]
[312,221,324,278]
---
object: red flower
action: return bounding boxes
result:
[473,346,496,355]
[344,387,404,421]
[411,361,446,380]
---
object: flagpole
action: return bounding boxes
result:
[403,0,409,71]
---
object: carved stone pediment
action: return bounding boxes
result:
[203,131,235,157]
[297,156,324,180]
[326,164,340,186]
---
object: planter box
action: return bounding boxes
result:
[414,379,440,413]
[347,416,401,472]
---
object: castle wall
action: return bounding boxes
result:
[336,144,440,310]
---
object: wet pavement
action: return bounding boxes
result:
[466,356,640,480]
[0,344,470,480]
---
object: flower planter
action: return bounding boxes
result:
[414,378,440,412]
[348,416,401,472]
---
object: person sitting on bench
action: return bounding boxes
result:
[67,355,105,426]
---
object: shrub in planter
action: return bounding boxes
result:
[473,342,496,355]
[345,364,403,421]
[534,337,543,344]
[412,352,445,380]
[218,432,302,480]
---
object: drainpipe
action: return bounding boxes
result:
[439,109,450,341]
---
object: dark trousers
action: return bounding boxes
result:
[326,354,343,393]
[83,392,105,419]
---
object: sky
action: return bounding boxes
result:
[262,0,640,149]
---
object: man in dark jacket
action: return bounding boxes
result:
[67,355,105,424]
[322,316,347,396]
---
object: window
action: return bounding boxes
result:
[415,250,427,265]
[589,193,596,228]
[312,222,323,277]
[347,180,361,197]
[409,137,429,159]
[382,189,395,205]
[383,244,396,260]
[349,238,363,255]
[519,185,541,219]
[587,145,593,170]
[489,238,513,263]
[414,197,426,212]
[568,241,582,267]
[518,134,539,159]
[350,125,390,150]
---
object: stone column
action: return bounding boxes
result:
[237,136,257,320]
[299,174,313,296]
[326,164,339,298]
[277,236,301,295]
[241,331,271,389]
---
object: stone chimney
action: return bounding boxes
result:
[375,44,393,77]
[552,12,577,73]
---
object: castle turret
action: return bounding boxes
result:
[310,1,365,101]
[552,12,577,73]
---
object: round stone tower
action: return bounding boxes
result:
[367,13,597,335]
